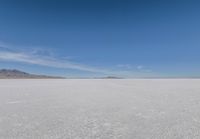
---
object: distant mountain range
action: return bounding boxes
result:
[0,69,64,79]
[101,76,123,79]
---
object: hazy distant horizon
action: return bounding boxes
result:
[1,68,200,79]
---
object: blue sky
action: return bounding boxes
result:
[0,0,200,78]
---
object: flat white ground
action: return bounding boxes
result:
[0,79,200,139]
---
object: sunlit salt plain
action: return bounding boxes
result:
[0,79,200,139]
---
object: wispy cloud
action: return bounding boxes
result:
[0,50,111,74]
[137,65,143,70]
[136,65,152,72]
[0,42,111,74]
[117,64,132,69]
[117,64,152,73]
[0,42,155,77]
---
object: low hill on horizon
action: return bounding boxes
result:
[0,69,64,79]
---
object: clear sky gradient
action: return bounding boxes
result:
[0,0,200,78]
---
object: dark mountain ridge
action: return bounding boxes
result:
[0,69,64,79]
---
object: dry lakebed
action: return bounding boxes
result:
[0,79,200,139]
